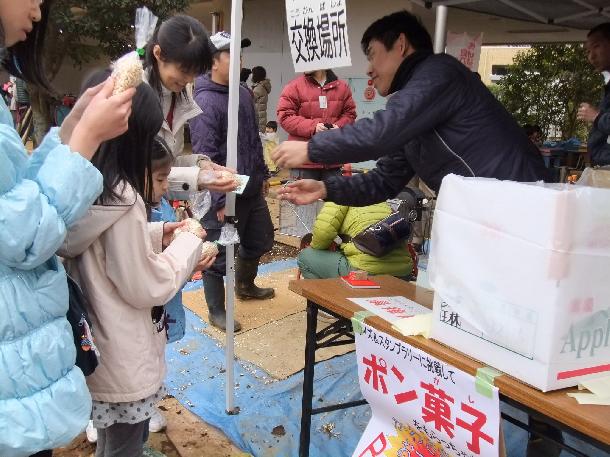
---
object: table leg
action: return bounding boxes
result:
[299,300,318,457]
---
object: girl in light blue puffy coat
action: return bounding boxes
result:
[0,1,135,455]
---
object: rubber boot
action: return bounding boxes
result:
[235,256,275,300]
[203,274,242,332]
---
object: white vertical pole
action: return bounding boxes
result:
[433,5,448,54]
[225,0,243,415]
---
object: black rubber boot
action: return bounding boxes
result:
[203,274,242,332]
[235,256,275,300]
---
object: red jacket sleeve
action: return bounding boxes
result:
[334,82,357,128]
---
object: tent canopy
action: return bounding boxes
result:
[414,0,609,31]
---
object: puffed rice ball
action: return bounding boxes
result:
[112,57,143,95]
[172,218,205,241]
[201,241,219,258]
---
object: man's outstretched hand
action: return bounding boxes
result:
[272,141,310,168]
[276,179,327,205]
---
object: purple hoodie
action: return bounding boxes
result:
[190,74,269,210]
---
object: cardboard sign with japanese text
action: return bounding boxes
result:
[446,32,483,71]
[285,0,351,73]
[353,323,500,457]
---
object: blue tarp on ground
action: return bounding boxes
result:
[167,261,608,457]
[165,309,370,457]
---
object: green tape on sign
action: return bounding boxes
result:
[475,366,502,398]
[351,310,375,334]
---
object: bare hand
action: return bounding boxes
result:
[199,159,237,175]
[69,77,136,160]
[197,169,238,193]
[162,221,188,248]
[315,123,328,133]
[60,80,105,144]
[272,141,310,169]
[193,254,217,272]
[577,103,599,123]
[277,179,326,205]
[216,207,226,223]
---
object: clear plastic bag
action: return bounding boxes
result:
[218,224,240,246]
[189,191,212,220]
[134,7,158,52]
[111,7,158,94]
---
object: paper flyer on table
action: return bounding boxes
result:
[348,296,431,323]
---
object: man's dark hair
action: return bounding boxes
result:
[240,67,252,83]
[361,10,433,55]
[588,22,610,41]
[266,120,277,131]
[252,66,267,83]
[523,124,541,137]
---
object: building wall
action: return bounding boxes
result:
[477,46,528,86]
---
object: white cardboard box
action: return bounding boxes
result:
[428,174,610,392]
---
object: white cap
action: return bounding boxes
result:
[210,31,251,52]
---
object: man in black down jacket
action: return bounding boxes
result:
[577,23,610,166]
[273,10,549,206]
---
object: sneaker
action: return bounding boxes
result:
[148,408,167,433]
[85,420,97,443]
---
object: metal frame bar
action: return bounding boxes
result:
[299,300,366,457]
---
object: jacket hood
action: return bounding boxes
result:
[59,184,137,258]
[195,74,229,96]
[255,79,271,93]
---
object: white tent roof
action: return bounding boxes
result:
[416,0,609,30]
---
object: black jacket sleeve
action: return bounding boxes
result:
[323,149,415,206]
[308,61,464,165]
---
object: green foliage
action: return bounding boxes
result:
[48,0,190,69]
[496,44,605,141]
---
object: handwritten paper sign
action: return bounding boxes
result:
[349,296,431,323]
[285,0,352,72]
[353,324,500,457]
[446,32,483,71]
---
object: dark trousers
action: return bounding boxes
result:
[95,419,150,457]
[29,451,52,457]
[201,192,274,278]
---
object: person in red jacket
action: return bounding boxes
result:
[277,69,356,180]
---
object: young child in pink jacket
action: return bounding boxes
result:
[60,70,213,457]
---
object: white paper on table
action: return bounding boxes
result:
[567,375,610,405]
[348,296,431,323]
